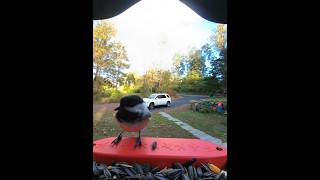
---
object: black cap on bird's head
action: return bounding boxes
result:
[115,95,144,111]
[115,95,151,123]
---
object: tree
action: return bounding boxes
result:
[172,53,187,76]
[93,21,116,79]
[103,42,129,87]
[93,21,129,87]
[187,48,207,77]
[169,25,227,95]
[124,72,136,86]
[141,69,154,94]
[139,68,174,94]
[158,70,172,93]
[211,24,227,50]
[207,24,227,93]
[210,53,224,79]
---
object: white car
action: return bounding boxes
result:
[143,93,171,109]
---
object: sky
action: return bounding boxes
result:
[94,0,220,75]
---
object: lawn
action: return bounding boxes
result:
[93,101,227,143]
[164,105,227,143]
[93,109,195,141]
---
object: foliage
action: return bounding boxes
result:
[93,21,129,88]
[93,21,227,102]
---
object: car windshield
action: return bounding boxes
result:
[148,94,157,99]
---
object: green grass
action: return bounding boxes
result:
[93,101,227,142]
[166,106,227,143]
[93,110,195,141]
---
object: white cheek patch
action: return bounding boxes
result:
[125,103,151,118]
[142,104,151,117]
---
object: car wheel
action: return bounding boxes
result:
[166,101,171,107]
[149,103,155,110]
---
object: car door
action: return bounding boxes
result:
[160,95,167,105]
[155,95,162,106]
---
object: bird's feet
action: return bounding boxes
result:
[134,136,142,148]
[111,134,122,145]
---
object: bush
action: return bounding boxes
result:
[102,87,112,97]
[140,92,151,98]
[191,98,227,113]
[133,88,141,93]
[109,89,124,102]
[93,86,126,103]
[197,101,214,113]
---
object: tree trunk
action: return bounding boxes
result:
[94,66,100,82]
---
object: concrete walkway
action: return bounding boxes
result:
[159,112,227,148]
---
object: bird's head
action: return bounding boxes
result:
[114,95,151,124]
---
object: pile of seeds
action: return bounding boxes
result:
[93,160,227,180]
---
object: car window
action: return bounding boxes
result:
[161,95,166,98]
[148,95,156,99]
[156,95,162,99]
[166,95,170,98]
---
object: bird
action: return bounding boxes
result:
[112,95,151,148]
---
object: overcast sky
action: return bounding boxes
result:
[94,0,220,75]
